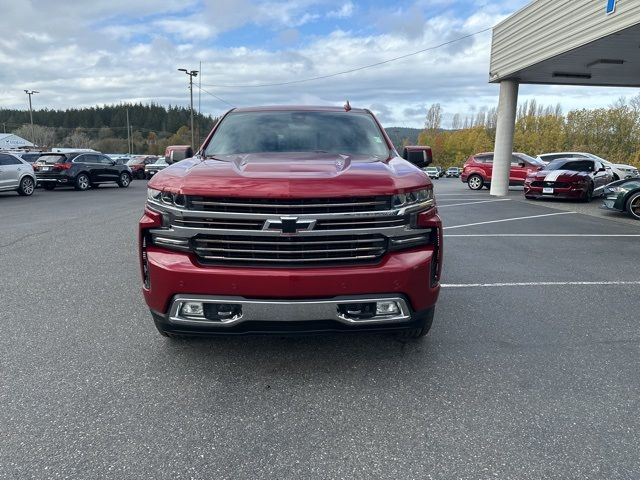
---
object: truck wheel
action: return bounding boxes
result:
[626,192,640,220]
[75,173,90,191]
[467,174,484,190]
[117,172,131,188]
[397,308,434,339]
[17,176,35,196]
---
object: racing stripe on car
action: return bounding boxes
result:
[543,170,568,182]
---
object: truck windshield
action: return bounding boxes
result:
[205,111,390,158]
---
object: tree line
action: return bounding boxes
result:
[416,97,640,168]
[1,103,218,155]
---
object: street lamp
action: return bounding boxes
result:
[24,90,39,146]
[178,68,198,150]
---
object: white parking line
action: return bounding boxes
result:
[436,194,488,197]
[442,281,640,288]
[445,234,640,238]
[438,199,511,208]
[443,212,576,230]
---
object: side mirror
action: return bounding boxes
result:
[599,167,607,172]
[402,146,433,168]
[518,161,526,168]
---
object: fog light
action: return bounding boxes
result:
[181,302,204,317]
[204,303,242,321]
[376,301,400,315]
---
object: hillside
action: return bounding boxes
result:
[384,127,423,148]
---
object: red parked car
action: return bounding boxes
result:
[461,152,545,190]
[127,155,157,180]
[524,157,613,201]
[139,106,442,339]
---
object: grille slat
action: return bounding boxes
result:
[198,255,380,263]
[195,238,385,246]
[196,247,382,255]
[187,196,392,215]
[172,215,408,231]
[192,234,387,266]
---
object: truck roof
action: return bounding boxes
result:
[232,105,370,114]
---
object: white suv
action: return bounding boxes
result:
[536,152,639,180]
[0,152,36,196]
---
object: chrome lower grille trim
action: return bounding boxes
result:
[168,294,412,327]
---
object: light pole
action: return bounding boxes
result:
[178,68,198,150]
[24,90,39,145]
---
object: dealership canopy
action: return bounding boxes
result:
[488,0,640,196]
[0,133,34,149]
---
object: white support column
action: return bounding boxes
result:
[490,80,519,197]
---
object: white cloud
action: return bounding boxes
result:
[0,0,635,129]
[327,2,354,19]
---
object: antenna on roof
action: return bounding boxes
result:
[344,100,351,112]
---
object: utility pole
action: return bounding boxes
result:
[24,90,39,145]
[126,108,131,155]
[178,68,198,150]
[198,61,202,146]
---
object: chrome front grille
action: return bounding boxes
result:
[186,196,391,214]
[149,191,435,267]
[192,234,387,265]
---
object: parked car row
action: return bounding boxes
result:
[1,145,193,197]
[0,150,136,196]
[458,150,640,220]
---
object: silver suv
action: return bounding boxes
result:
[0,152,37,196]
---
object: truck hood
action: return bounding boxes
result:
[148,153,430,197]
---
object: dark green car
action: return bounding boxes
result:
[602,178,640,220]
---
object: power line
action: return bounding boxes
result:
[197,86,236,108]
[200,27,492,89]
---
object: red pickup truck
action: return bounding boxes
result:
[139,106,442,338]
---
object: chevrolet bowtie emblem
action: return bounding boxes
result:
[263,217,316,234]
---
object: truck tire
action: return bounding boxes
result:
[151,312,184,339]
[467,174,484,190]
[397,307,434,339]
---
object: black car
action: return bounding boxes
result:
[602,177,640,220]
[34,152,133,191]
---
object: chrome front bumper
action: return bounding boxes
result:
[166,294,412,328]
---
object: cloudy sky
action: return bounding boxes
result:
[0,0,636,128]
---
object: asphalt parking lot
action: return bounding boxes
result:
[1,180,639,479]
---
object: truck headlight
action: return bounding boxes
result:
[147,188,162,201]
[392,188,433,209]
[147,188,186,208]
